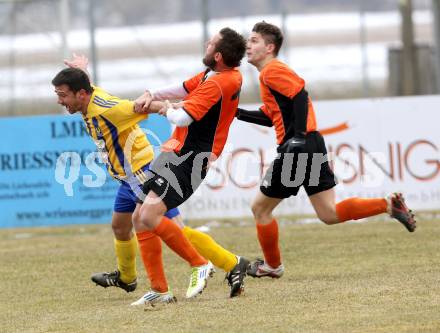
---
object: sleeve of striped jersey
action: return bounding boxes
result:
[182,71,206,93]
[263,67,305,99]
[182,80,221,121]
[105,100,148,131]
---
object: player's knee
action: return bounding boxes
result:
[251,201,262,218]
[111,222,122,234]
[132,208,140,225]
[138,205,160,229]
[138,205,151,224]
[112,220,132,239]
[317,212,339,225]
[313,203,339,225]
[251,202,270,221]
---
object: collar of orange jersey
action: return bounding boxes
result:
[260,57,279,71]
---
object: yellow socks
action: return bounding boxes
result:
[114,237,137,283]
[183,226,238,272]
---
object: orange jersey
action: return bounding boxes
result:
[259,59,317,144]
[164,69,242,158]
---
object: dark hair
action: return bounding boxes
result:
[252,21,284,56]
[51,67,93,94]
[215,27,246,68]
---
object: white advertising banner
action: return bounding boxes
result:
[180,95,440,219]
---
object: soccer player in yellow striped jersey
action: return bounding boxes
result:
[52,56,246,304]
[52,66,182,298]
[84,85,154,181]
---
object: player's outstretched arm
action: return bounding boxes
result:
[236,107,273,127]
[148,100,193,127]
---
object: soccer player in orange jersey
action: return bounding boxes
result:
[53,42,249,306]
[130,27,249,304]
[236,22,416,278]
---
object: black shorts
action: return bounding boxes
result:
[260,131,337,199]
[141,150,209,210]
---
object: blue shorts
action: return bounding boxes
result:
[113,164,180,219]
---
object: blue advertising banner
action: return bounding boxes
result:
[0,114,171,228]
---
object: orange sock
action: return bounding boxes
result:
[336,197,387,222]
[153,216,207,267]
[136,230,168,293]
[256,219,281,268]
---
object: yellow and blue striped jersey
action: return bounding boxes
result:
[82,86,154,180]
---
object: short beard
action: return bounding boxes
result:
[202,55,217,70]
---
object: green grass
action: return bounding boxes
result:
[1,217,439,333]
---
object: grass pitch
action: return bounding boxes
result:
[1,216,439,333]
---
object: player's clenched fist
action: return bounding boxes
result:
[134,90,153,113]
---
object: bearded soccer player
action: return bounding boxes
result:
[235,21,416,278]
[52,50,247,306]
[130,27,249,305]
